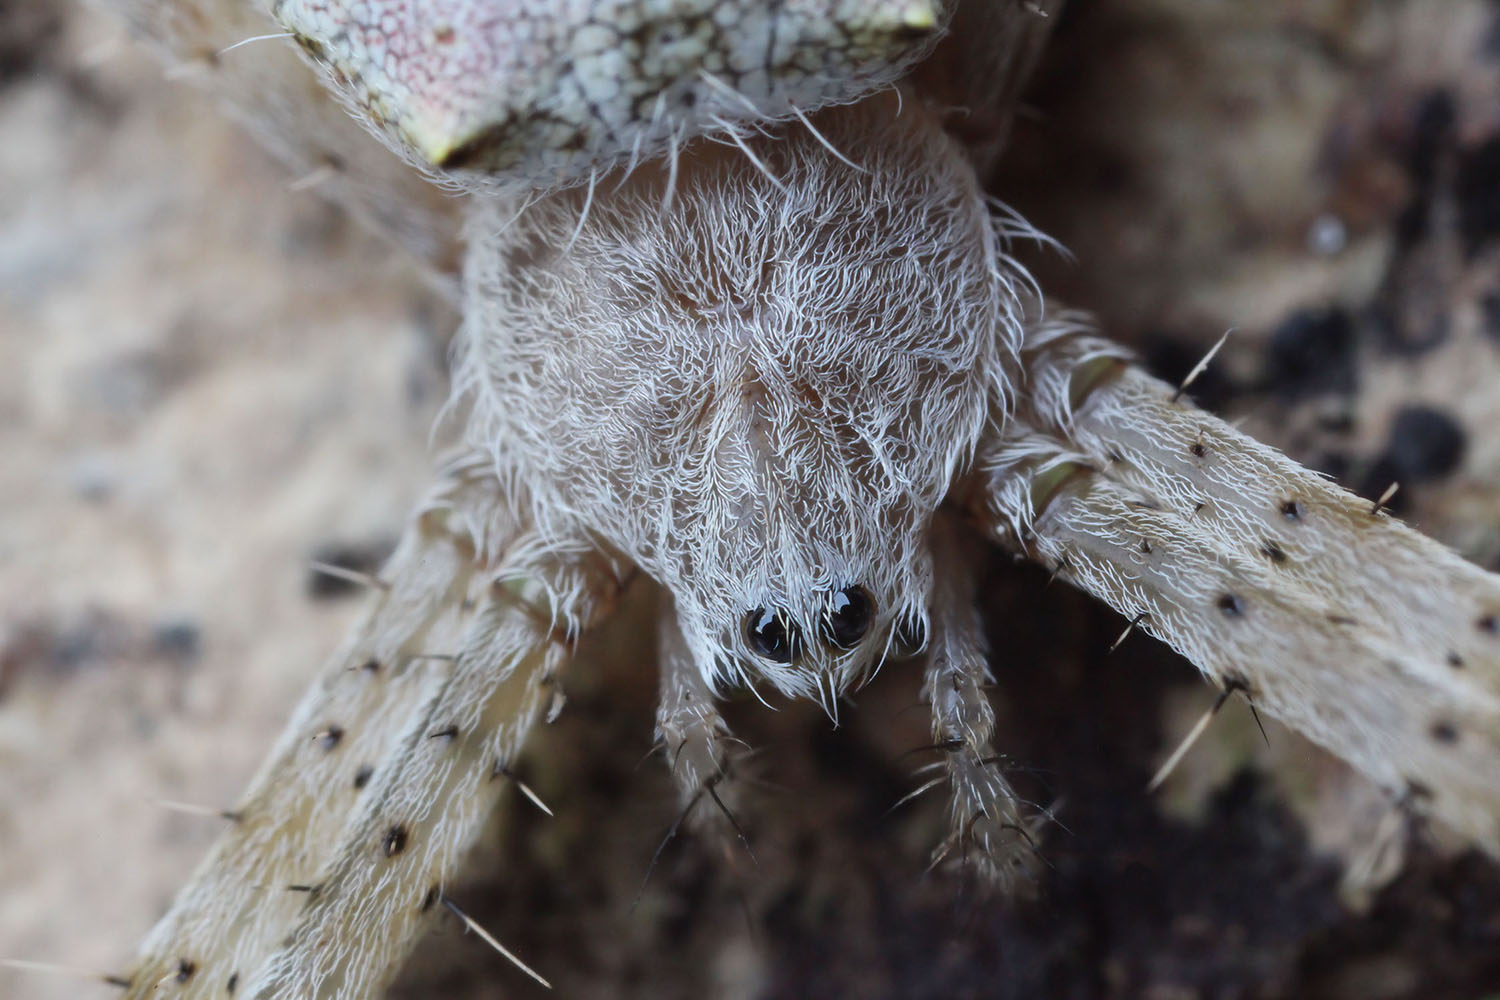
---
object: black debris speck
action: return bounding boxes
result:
[151,618,201,662]
[1480,290,1500,346]
[1383,405,1467,484]
[1370,303,1452,357]
[0,3,62,87]
[1396,89,1457,246]
[1457,137,1500,255]
[1263,307,1357,399]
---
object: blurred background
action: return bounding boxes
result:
[2,1,1499,997]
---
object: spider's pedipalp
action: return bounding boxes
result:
[656,602,754,852]
[920,514,1042,888]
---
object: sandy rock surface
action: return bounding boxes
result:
[0,5,446,995]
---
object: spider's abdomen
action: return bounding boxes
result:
[276,0,949,185]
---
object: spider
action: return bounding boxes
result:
[15,0,1500,996]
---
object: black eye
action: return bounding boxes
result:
[744,607,804,664]
[820,586,874,650]
[894,615,928,657]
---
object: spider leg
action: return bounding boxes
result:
[966,318,1500,858]
[106,0,465,281]
[122,455,633,999]
[921,513,1044,888]
[656,602,755,857]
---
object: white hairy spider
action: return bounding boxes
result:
[24,0,1500,997]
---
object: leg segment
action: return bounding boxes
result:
[969,317,1500,859]
[123,455,633,999]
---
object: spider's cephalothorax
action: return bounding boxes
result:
[457,93,1025,704]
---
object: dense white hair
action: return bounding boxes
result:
[454,92,1029,697]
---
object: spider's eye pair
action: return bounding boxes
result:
[743,586,874,664]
